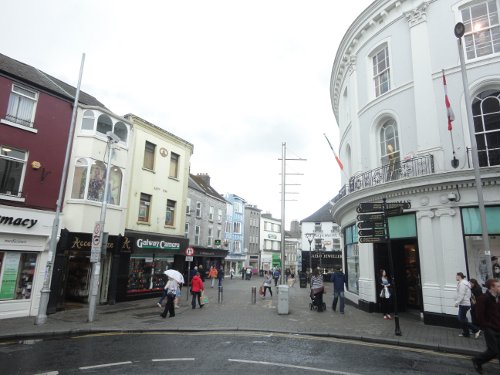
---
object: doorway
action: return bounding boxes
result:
[374,239,423,312]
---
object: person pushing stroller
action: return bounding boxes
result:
[309,268,326,312]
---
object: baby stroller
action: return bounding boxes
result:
[309,289,326,312]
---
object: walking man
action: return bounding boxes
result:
[455,272,480,338]
[331,268,346,314]
[471,278,500,374]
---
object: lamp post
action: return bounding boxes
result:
[88,131,120,322]
[305,233,315,276]
[454,22,493,280]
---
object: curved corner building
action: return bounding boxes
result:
[330,0,500,325]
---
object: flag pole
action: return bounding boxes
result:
[323,133,346,181]
[442,69,459,168]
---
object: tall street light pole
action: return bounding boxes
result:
[88,132,120,322]
[305,233,315,277]
[454,22,493,280]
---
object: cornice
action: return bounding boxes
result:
[404,1,430,28]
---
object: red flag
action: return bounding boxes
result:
[442,70,455,131]
[323,133,344,171]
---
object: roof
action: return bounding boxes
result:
[0,53,105,107]
[300,200,334,223]
[189,174,226,203]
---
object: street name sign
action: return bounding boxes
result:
[357,213,385,222]
[357,221,385,229]
[357,201,411,213]
[358,228,386,237]
[359,236,387,243]
[386,206,404,217]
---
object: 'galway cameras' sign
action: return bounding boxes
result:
[136,238,180,250]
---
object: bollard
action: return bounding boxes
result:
[251,286,256,304]
[218,285,223,304]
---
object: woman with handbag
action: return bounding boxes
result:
[261,271,273,298]
[379,269,393,320]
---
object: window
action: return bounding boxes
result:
[209,206,214,221]
[461,1,500,59]
[114,122,128,143]
[195,226,200,245]
[472,89,500,166]
[108,167,122,205]
[71,158,88,199]
[344,225,359,294]
[196,202,202,218]
[6,84,38,127]
[208,227,213,246]
[217,227,222,240]
[87,161,106,201]
[143,141,156,170]
[372,46,391,97]
[380,119,400,166]
[0,146,26,196]
[225,222,231,233]
[217,208,222,223]
[165,199,176,226]
[81,110,95,131]
[138,193,151,222]
[234,241,241,253]
[0,252,37,300]
[96,114,113,135]
[169,152,179,178]
[185,223,189,238]
[233,222,241,234]
[186,198,191,215]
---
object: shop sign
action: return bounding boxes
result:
[136,238,180,250]
[0,215,38,229]
[0,252,21,299]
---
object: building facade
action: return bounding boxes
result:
[224,193,246,272]
[244,204,261,272]
[260,213,282,271]
[330,0,500,325]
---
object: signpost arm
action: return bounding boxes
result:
[383,198,402,336]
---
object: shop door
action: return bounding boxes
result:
[374,239,422,312]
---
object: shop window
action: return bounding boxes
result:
[344,224,359,295]
[5,84,38,128]
[0,146,27,197]
[461,1,500,60]
[0,252,37,300]
[143,141,156,170]
[127,258,172,294]
[138,193,151,222]
[96,114,113,136]
[169,152,179,178]
[472,89,500,166]
[165,199,176,226]
[81,110,95,131]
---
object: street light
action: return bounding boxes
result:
[305,233,315,275]
[454,22,493,280]
[88,131,120,322]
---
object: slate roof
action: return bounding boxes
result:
[189,174,226,203]
[0,53,105,107]
[300,200,334,223]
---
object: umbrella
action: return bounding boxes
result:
[164,269,184,284]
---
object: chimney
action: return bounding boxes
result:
[196,173,211,186]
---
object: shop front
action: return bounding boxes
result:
[0,207,54,319]
[116,230,188,302]
[188,246,228,280]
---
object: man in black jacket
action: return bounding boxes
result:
[471,278,500,374]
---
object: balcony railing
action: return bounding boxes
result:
[332,154,434,203]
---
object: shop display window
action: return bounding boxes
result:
[0,252,37,300]
[16,253,37,299]
[465,236,500,288]
[127,258,172,294]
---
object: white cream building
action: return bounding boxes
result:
[330,0,500,325]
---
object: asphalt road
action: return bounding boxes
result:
[2,331,493,375]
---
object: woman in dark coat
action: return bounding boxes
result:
[379,269,393,320]
[469,278,483,330]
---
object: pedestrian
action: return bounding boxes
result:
[217,266,225,287]
[285,268,291,283]
[471,278,500,374]
[288,272,296,287]
[331,268,346,314]
[379,269,393,320]
[190,272,205,309]
[230,267,235,279]
[246,266,252,280]
[157,281,169,308]
[241,266,245,280]
[198,264,205,282]
[455,272,480,338]
[470,278,483,329]
[160,277,177,318]
[273,268,280,286]
[208,266,218,288]
[189,266,198,282]
[310,268,325,312]
[262,271,273,298]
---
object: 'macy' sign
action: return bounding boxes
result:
[0,215,38,229]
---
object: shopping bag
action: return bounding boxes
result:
[259,286,264,296]
[201,291,209,304]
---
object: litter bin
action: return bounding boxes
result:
[277,285,289,314]
[299,272,307,288]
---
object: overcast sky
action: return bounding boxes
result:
[2,0,373,228]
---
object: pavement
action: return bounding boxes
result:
[0,277,486,357]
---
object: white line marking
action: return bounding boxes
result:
[152,358,195,362]
[79,361,132,370]
[34,372,59,375]
[228,359,362,375]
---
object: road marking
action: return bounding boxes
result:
[228,359,361,374]
[34,372,59,375]
[152,358,195,362]
[79,361,132,370]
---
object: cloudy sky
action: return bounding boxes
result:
[2,0,373,227]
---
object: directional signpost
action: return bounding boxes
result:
[356,199,411,337]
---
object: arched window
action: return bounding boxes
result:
[81,110,95,131]
[96,114,113,136]
[114,122,128,143]
[380,119,400,166]
[71,158,88,199]
[108,167,122,205]
[88,161,106,201]
[472,89,500,166]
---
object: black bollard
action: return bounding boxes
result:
[251,286,256,304]
[218,285,223,304]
